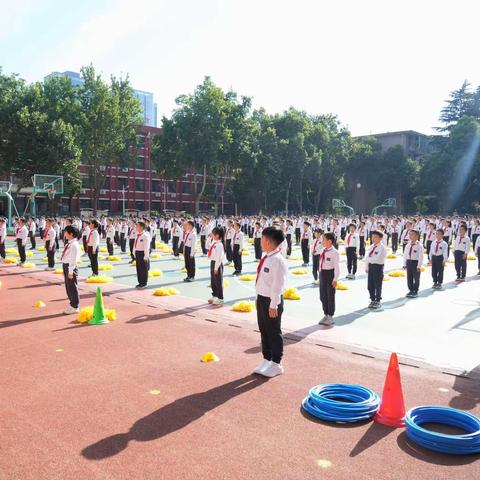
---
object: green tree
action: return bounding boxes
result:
[77,65,142,213]
[152,77,252,214]
[437,80,480,132]
[0,72,81,212]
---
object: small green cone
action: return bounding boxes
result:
[89,287,109,325]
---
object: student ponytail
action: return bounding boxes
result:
[212,227,225,248]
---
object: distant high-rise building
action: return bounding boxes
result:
[43,70,158,127]
[132,89,157,128]
[44,70,84,87]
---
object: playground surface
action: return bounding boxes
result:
[0,237,480,480]
[1,265,480,480]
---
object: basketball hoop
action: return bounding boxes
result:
[47,188,56,200]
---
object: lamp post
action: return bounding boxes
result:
[122,185,129,216]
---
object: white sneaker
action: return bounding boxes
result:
[208,297,216,304]
[312,280,319,285]
[253,359,271,374]
[212,298,224,305]
[63,306,79,315]
[319,315,334,326]
[325,315,334,326]
[261,362,284,378]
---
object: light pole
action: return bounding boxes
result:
[122,185,129,216]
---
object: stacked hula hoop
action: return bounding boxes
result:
[302,384,380,423]
[405,406,480,455]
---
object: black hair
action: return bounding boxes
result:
[436,228,444,235]
[137,221,146,230]
[371,230,384,239]
[262,226,285,246]
[90,219,99,228]
[324,232,335,243]
[64,225,79,238]
[211,227,224,242]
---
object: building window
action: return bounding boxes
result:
[102,177,110,189]
[167,181,176,193]
[79,198,92,209]
[182,182,191,194]
[135,179,145,192]
[151,202,161,213]
[136,135,146,148]
[205,183,216,195]
[136,156,145,169]
[182,202,191,212]
[167,201,177,210]
[118,177,128,190]
[99,200,110,211]
[152,180,161,192]
[136,201,145,211]
[81,176,90,188]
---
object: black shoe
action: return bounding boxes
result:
[406,292,413,298]
[411,292,418,298]
[368,301,375,309]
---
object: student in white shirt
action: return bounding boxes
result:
[301,221,312,266]
[429,228,448,289]
[475,234,480,276]
[253,226,288,378]
[43,218,57,270]
[61,225,81,314]
[453,224,470,282]
[345,223,359,279]
[120,220,129,253]
[208,227,225,305]
[225,220,234,264]
[28,217,37,250]
[182,220,197,282]
[106,219,115,256]
[86,219,100,277]
[403,230,424,298]
[128,220,137,263]
[15,217,28,265]
[311,229,323,285]
[200,218,210,255]
[318,232,340,326]
[365,230,387,309]
[133,221,151,289]
[0,217,6,262]
[232,222,244,275]
[171,220,182,258]
[251,221,262,261]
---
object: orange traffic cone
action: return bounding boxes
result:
[374,352,406,427]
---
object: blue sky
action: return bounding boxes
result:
[1,0,480,136]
